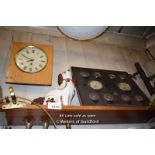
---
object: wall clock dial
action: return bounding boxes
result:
[15,46,48,73]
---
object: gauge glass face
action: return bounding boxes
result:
[117,82,131,91]
[93,72,102,78]
[121,95,131,102]
[108,74,116,79]
[88,80,103,90]
[79,71,90,78]
[89,93,99,102]
[135,95,144,102]
[119,74,127,80]
[103,93,114,102]
[113,91,118,96]
[15,46,47,73]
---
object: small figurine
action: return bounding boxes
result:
[43,69,75,106]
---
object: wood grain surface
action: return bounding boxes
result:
[5,42,54,85]
[0,104,155,125]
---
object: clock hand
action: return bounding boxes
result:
[21,54,32,60]
[27,59,34,62]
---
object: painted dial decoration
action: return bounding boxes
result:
[15,46,48,73]
[88,80,103,90]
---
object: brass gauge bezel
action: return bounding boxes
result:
[108,73,116,79]
[117,82,131,91]
[88,80,103,90]
[93,72,102,78]
[135,95,144,102]
[121,95,131,102]
[79,71,90,78]
[103,93,114,102]
[88,93,99,102]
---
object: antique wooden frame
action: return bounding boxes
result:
[6,42,54,86]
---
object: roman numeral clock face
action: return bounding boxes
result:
[15,46,48,73]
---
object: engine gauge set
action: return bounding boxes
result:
[71,66,150,107]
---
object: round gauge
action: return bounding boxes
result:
[89,93,99,102]
[103,93,114,102]
[108,74,116,79]
[15,46,47,73]
[88,80,103,90]
[117,82,131,91]
[93,72,102,78]
[121,95,131,102]
[113,91,118,96]
[119,74,127,80]
[135,95,144,102]
[80,71,90,78]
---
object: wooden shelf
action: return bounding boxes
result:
[1,104,155,126]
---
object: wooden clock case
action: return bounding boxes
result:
[6,42,54,86]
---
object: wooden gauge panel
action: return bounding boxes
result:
[71,66,150,107]
[6,42,54,85]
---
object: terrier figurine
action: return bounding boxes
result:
[43,70,75,106]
